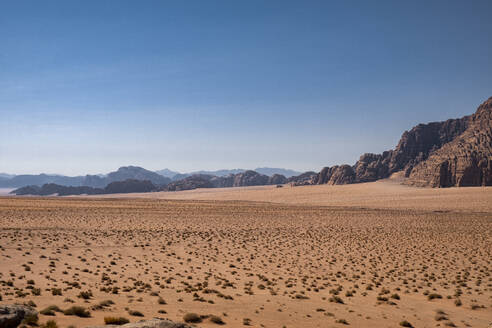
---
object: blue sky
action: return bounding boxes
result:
[1,0,491,175]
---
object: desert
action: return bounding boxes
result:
[3,2,492,328]
[1,180,491,328]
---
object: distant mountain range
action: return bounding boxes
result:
[3,166,304,190]
[0,166,170,188]
[155,167,301,180]
[8,96,489,194]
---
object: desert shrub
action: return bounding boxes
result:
[329,296,344,304]
[42,320,58,328]
[51,288,62,296]
[26,300,37,308]
[40,305,62,316]
[77,290,93,300]
[22,313,39,326]
[157,297,166,305]
[183,313,202,323]
[336,318,349,325]
[428,293,442,300]
[400,320,413,327]
[63,306,90,318]
[31,288,41,296]
[127,310,143,317]
[209,315,224,324]
[104,317,130,325]
[243,318,252,326]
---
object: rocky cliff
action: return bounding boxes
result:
[315,96,490,187]
[407,97,492,187]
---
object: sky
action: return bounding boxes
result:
[1,0,491,176]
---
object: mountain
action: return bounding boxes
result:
[407,97,492,187]
[156,168,302,180]
[166,174,216,191]
[312,96,491,187]
[191,169,246,177]
[106,166,170,186]
[254,167,301,178]
[0,173,14,179]
[0,166,171,188]
[155,168,181,178]
[11,179,158,196]
[0,174,98,188]
[165,170,288,191]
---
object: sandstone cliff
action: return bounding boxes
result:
[315,96,490,187]
[407,97,492,187]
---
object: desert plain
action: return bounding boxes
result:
[0,180,491,328]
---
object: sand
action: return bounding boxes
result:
[0,180,491,328]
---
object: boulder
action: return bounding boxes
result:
[0,305,37,328]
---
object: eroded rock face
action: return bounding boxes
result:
[314,97,491,187]
[268,174,288,185]
[314,165,355,185]
[165,174,215,191]
[87,318,192,328]
[232,170,269,187]
[0,305,37,328]
[407,97,492,187]
[287,171,318,185]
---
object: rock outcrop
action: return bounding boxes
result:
[268,174,288,185]
[407,97,492,187]
[314,165,355,185]
[314,97,490,187]
[165,174,215,191]
[232,170,269,187]
[287,171,318,185]
[0,305,37,328]
[87,318,192,328]
[164,171,284,191]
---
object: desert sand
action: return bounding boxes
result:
[0,180,491,328]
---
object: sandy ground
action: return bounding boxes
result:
[0,180,491,328]
[92,179,492,213]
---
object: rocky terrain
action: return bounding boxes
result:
[313,96,491,187]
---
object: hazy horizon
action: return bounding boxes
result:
[0,165,302,177]
[2,1,491,176]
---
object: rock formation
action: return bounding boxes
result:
[314,96,490,187]
[407,97,492,187]
[313,165,355,185]
[0,305,37,328]
[165,174,216,191]
[268,174,288,185]
[287,171,318,185]
[232,170,269,187]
